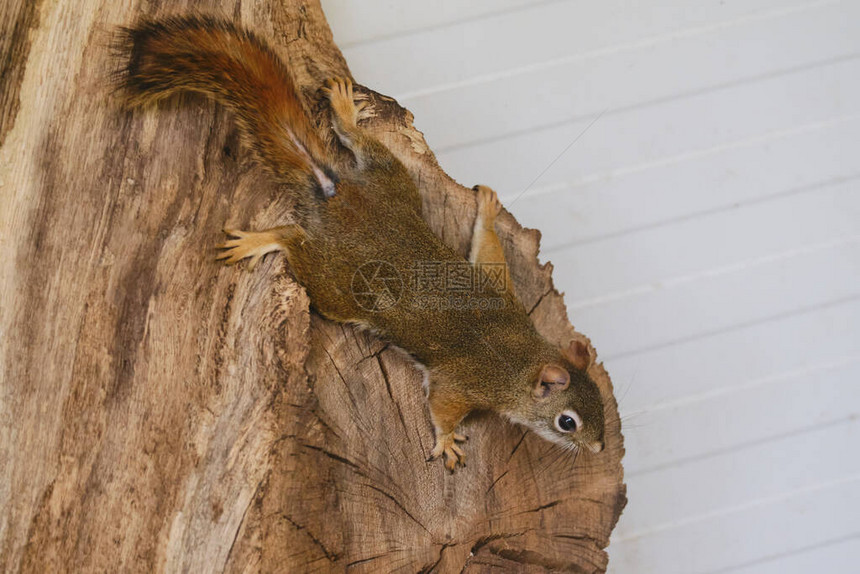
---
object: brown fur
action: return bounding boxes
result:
[117,16,334,190]
[117,16,605,470]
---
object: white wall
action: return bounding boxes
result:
[321,2,860,572]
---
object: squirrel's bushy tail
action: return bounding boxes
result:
[117,16,336,194]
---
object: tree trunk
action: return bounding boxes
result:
[0,1,626,572]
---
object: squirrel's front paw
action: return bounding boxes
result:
[473,185,502,220]
[216,228,286,271]
[429,432,468,472]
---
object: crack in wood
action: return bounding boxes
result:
[485,469,509,496]
[281,512,341,562]
[223,475,267,568]
[300,443,362,473]
[345,553,384,569]
[419,542,451,573]
[363,482,430,535]
[554,532,602,545]
[375,353,410,439]
[527,287,554,316]
[523,499,562,514]
[460,530,532,573]
[507,429,529,462]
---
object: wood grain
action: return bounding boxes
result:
[0,1,625,572]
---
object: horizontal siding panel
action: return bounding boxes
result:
[407,2,859,151]
[609,474,860,574]
[340,0,832,97]
[569,239,860,358]
[725,535,860,574]
[435,57,860,195]
[618,418,860,536]
[606,299,860,413]
[555,176,860,303]
[511,121,860,251]
[322,0,536,47]
[623,359,860,476]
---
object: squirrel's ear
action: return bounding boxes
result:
[534,364,570,399]
[562,340,593,372]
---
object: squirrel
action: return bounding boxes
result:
[117,16,605,471]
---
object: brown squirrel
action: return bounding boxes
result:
[118,16,605,471]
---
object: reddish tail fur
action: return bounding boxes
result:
[117,16,336,194]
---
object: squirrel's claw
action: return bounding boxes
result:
[430,431,467,472]
[473,185,502,219]
[215,228,287,269]
[222,228,246,239]
[324,76,361,129]
[354,99,375,122]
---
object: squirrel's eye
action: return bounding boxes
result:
[557,415,576,432]
[555,410,582,433]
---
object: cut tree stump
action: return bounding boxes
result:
[0,1,626,572]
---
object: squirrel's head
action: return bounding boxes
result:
[513,340,605,454]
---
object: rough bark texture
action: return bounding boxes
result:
[0,1,626,572]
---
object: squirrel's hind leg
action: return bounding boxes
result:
[216,225,305,271]
[323,77,423,214]
[469,186,514,296]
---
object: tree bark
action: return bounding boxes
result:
[0,1,626,572]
